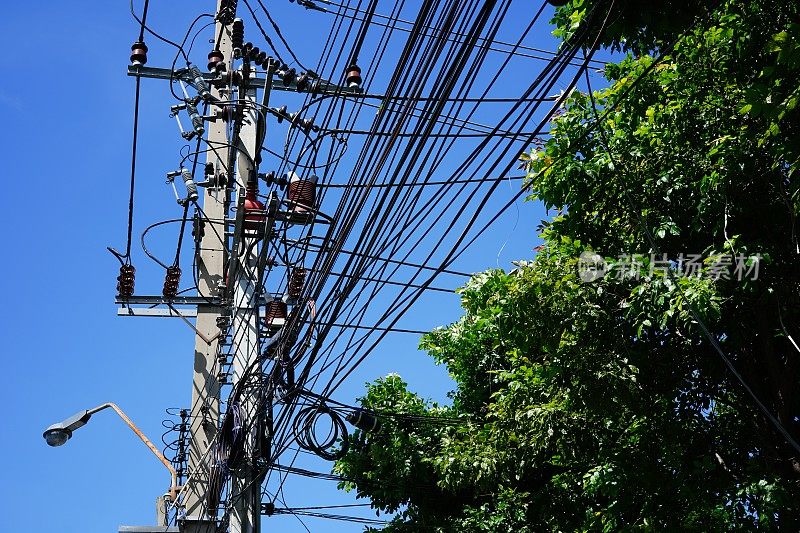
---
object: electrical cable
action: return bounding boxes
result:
[241,0,289,66]
[255,0,310,71]
[306,0,608,67]
[124,76,142,263]
[129,0,187,57]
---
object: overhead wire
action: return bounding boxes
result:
[317,0,609,398]
[304,0,548,392]
[305,0,608,67]
[129,0,187,57]
[121,0,671,522]
[255,0,310,70]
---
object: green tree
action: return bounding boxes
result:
[335,1,800,529]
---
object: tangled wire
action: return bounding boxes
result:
[292,403,349,461]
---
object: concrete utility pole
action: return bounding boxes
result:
[119,2,363,528]
[230,70,265,533]
[184,0,231,529]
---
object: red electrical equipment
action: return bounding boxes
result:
[163,266,181,299]
[130,41,148,66]
[207,49,224,72]
[345,64,362,88]
[263,300,288,329]
[287,267,307,299]
[287,173,317,213]
[243,183,266,232]
[117,264,136,298]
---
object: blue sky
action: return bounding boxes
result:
[0,2,610,531]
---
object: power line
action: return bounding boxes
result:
[318,174,525,188]
[307,0,608,68]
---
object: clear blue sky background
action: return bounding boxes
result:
[0,2,611,531]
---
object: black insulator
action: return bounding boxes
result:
[287,267,307,298]
[192,214,205,243]
[259,171,275,185]
[303,119,314,132]
[207,49,224,72]
[263,502,275,516]
[255,51,267,66]
[345,64,362,88]
[260,170,288,190]
[218,0,238,23]
[275,105,287,123]
[281,67,297,85]
[275,173,288,190]
[288,173,317,212]
[247,46,261,62]
[242,41,254,58]
[117,264,136,298]
[296,73,310,92]
[219,70,241,87]
[346,408,381,433]
[231,18,244,57]
[130,41,148,66]
[163,266,182,299]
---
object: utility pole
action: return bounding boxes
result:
[229,64,268,533]
[183,1,231,530]
[119,2,363,528]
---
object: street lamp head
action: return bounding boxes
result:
[43,427,72,447]
[42,409,92,447]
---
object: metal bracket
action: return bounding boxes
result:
[116,295,223,307]
[128,65,364,97]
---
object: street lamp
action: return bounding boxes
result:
[43,402,180,502]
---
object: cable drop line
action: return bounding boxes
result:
[126,75,142,261]
[137,0,150,42]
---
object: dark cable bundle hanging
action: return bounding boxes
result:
[293,404,350,461]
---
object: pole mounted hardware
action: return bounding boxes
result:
[166,168,199,206]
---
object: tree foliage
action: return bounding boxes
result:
[335,1,800,530]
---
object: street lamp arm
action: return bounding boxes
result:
[88,403,180,501]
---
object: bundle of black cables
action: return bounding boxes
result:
[292,403,349,461]
[207,402,245,516]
